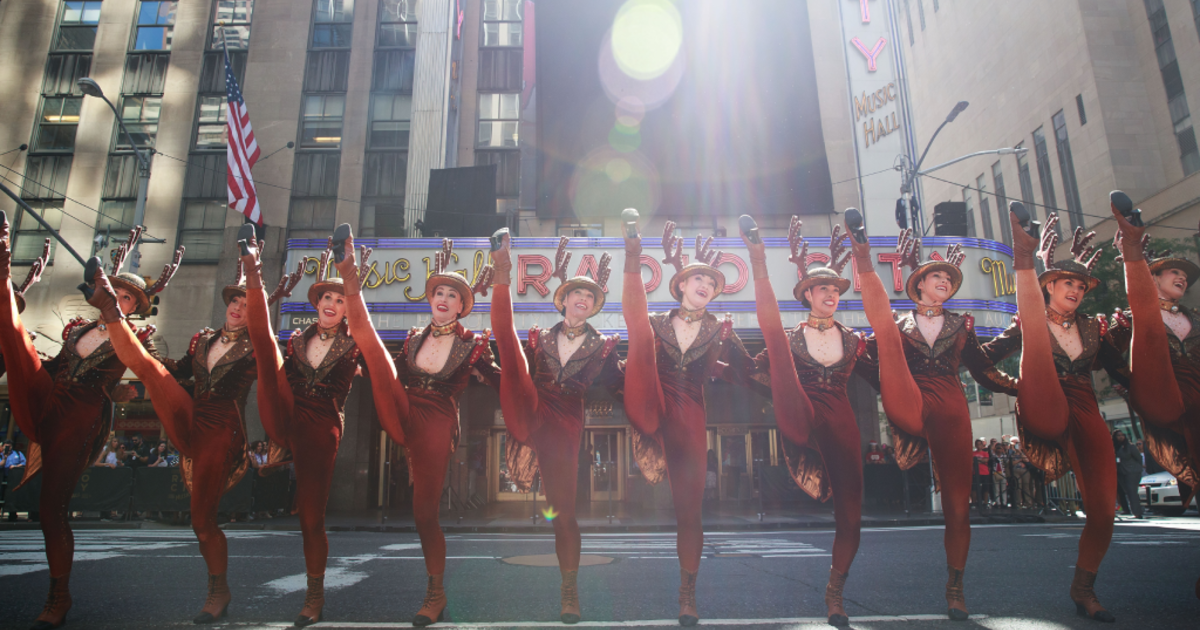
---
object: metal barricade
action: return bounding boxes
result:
[1042,472,1081,516]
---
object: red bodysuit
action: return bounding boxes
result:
[749,322,865,575]
[625,310,753,572]
[497,322,621,572]
[856,311,1011,570]
[393,322,497,575]
[983,315,1123,575]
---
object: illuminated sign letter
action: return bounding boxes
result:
[850,37,887,72]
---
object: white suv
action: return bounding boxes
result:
[1139,471,1198,516]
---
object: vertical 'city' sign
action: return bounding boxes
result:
[840,0,907,236]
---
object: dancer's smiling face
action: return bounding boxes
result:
[805,284,842,319]
[225,295,247,329]
[563,287,595,326]
[1045,277,1088,314]
[1154,268,1188,302]
[429,284,464,325]
[678,273,718,311]
[916,270,953,306]
[316,291,347,328]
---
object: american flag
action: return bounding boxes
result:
[225,52,261,224]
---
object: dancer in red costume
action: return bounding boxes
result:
[0,217,169,630]
[238,231,364,627]
[739,215,863,627]
[981,213,1120,622]
[80,231,301,624]
[1108,194,1200,600]
[489,231,622,624]
[847,210,1011,620]
[331,227,498,627]
[619,209,754,626]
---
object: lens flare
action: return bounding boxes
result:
[611,0,683,81]
[542,506,559,521]
[608,123,641,153]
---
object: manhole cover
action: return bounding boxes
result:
[501,554,614,567]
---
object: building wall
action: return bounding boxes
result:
[899,0,1200,253]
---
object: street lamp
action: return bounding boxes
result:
[902,102,964,234]
[77,77,155,273]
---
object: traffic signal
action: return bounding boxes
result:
[150,295,160,317]
[933,201,968,237]
[895,198,908,230]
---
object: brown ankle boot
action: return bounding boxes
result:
[825,567,849,627]
[192,573,231,624]
[1070,567,1115,622]
[678,568,698,627]
[30,573,71,630]
[945,565,968,621]
[560,569,581,624]
[413,573,447,627]
[294,574,324,627]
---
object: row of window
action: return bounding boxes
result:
[962,107,1086,244]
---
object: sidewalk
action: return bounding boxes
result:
[0,501,1061,533]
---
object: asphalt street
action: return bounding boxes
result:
[0,519,1197,629]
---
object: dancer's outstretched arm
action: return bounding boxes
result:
[239,236,292,446]
[847,213,922,434]
[488,231,538,443]
[620,211,664,435]
[741,217,810,447]
[1112,201,1185,425]
[333,234,407,445]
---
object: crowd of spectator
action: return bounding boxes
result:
[970,436,1043,510]
[92,434,180,469]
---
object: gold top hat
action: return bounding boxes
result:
[422,238,494,319]
[1037,215,1102,293]
[105,227,185,315]
[788,216,852,306]
[307,240,375,307]
[897,229,965,303]
[661,222,726,301]
[546,236,612,318]
[12,237,50,314]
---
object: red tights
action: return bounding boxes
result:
[403,394,456,575]
[1063,384,1117,573]
[810,400,863,575]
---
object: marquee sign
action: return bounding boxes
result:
[280,236,1016,340]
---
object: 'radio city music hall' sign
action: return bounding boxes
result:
[280,237,1017,338]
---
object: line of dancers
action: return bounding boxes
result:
[1,192,1197,629]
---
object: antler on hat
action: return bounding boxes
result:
[268,260,304,305]
[897,228,921,272]
[1037,214,1061,270]
[18,238,51,294]
[1069,225,1103,272]
[109,227,144,275]
[551,236,572,284]
[828,224,852,274]
[694,234,720,266]
[787,216,810,280]
[145,245,186,296]
[661,221,684,273]
[595,252,613,291]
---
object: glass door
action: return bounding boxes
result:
[589,430,623,501]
